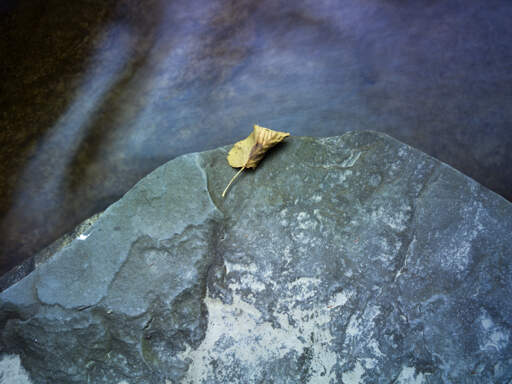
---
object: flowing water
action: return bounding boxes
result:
[1,0,511,277]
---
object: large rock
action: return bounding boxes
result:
[1,131,511,383]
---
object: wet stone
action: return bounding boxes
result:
[1,131,512,383]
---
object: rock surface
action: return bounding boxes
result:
[1,131,512,383]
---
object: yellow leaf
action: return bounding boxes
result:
[222,124,290,197]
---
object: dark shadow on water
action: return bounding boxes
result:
[0,0,121,274]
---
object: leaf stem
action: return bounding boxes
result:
[222,167,245,198]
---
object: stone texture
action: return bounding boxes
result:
[1,131,512,383]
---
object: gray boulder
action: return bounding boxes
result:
[1,131,511,383]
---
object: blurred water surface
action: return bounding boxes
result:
[1,0,512,276]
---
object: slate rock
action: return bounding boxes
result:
[1,131,511,383]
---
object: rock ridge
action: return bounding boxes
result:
[1,131,511,383]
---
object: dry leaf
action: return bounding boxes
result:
[222,124,290,197]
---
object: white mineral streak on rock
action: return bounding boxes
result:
[394,236,416,281]
[239,273,266,292]
[0,355,33,384]
[337,170,352,185]
[370,204,411,232]
[181,269,339,382]
[342,360,365,383]
[342,304,384,380]
[297,211,317,231]
[340,151,361,168]
[76,233,91,240]
[440,201,482,274]
[224,261,258,275]
[312,194,322,203]
[345,314,360,338]
[478,309,510,352]
[395,366,427,383]
[328,290,351,308]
